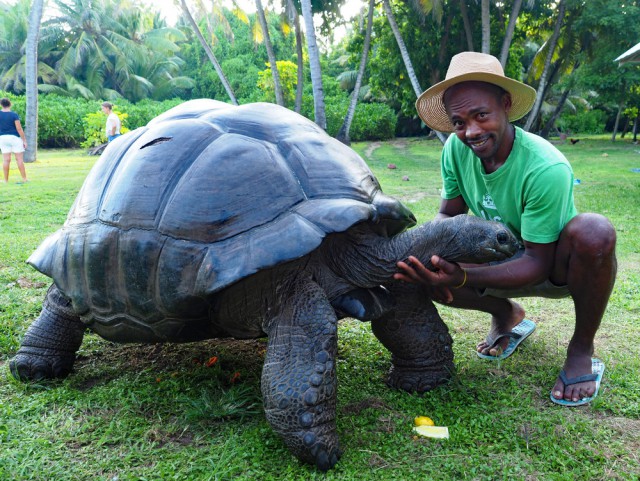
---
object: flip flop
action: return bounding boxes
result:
[550,358,605,407]
[477,319,536,360]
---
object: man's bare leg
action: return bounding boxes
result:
[550,214,616,403]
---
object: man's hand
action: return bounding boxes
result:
[394,255,466,304]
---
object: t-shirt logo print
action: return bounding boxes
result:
[482,193,496,210]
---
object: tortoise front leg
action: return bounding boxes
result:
[9,284,85,381]
[371,283,454,393]
[261,276,341,471]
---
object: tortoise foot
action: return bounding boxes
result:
[9,349,76,381]
[295,429,342,471]
[386,365,452,394]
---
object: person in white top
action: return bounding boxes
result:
[102,102,121,142]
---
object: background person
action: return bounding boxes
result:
[395,52,617,407]
[102,102,121,142]
[0,97,29,184]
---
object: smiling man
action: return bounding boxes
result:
[395,52,617,407]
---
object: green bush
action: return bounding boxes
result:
[81,110,130,148]
[321,96,397,141]
[558,109,608,135]
[1,89,396,146]
[0,92,185,148]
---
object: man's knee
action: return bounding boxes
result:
[563,213,616,257]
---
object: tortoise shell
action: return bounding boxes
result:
[28,100,415,338]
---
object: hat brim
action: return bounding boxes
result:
[415,72,537,132]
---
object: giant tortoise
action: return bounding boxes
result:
[10,100,518,470]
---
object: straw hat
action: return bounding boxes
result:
[415,52,537,132]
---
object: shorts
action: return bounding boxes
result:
[107,134,122,143]
[0,135,24,154]
[479,247,570,299]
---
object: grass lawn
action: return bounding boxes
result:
[1,137,639,480]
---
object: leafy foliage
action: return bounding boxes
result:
[81,110,130,149]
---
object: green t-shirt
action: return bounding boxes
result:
[441,126,578,244]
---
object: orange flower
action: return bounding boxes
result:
[230,371,241,384]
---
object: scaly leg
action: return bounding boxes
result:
[261,276,341,471]
[10,284,85,381]
[372,282,454,393]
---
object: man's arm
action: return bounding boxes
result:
[436,196,469,219]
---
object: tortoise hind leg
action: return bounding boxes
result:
[9,284,85,381]
[261,276,341,471]
[371,283,454,393]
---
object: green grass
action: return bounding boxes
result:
[1,137,639,480]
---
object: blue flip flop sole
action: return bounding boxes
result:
[550,358,605,407]
[477,319,536,360]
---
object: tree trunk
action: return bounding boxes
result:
[539,87,571,139]
[524,0,566,132]
[25,0,45,163]
[255,0,285,106]
[300,0,326,129]
[336,0,374,145]
[499,0,523,68]
[180,0,238,105]
[458,0,474,51]
[481,0,490,54]
[289,0,304,113]
[633,114,639,142]
[382,0,447,144]
[611,102,623,142]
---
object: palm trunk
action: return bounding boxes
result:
[256,0,285,106]
[458,0,474,51]
[336,0,374,145]
[539,87,571,139]
[300,0,326,129]
[180,0,238,105]
[499,0,523,67]
[288,0,304,113]
[25,0,45,163]
[524,0,566,132]
[611,102,624,142]
[382,0,447,144]
[481,0,490,54]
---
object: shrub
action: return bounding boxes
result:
[321,96,397,141]
[558,109,608,135]
[81,110,130,148]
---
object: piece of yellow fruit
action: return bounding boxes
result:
[413,425,449,439]
[414,416,435,426]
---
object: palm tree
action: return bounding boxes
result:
[285,0,304,113]
[498,0,523,67]
[458,0,474,51]
[481,0,490,54]
[336,0,374,145]
[300,0,326,129]
[382,0,447,143]
[178,0,238,104]
[0,0,58,93]
[25,0,45,163]
[255,0,285,106]
[524,0,567,132]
